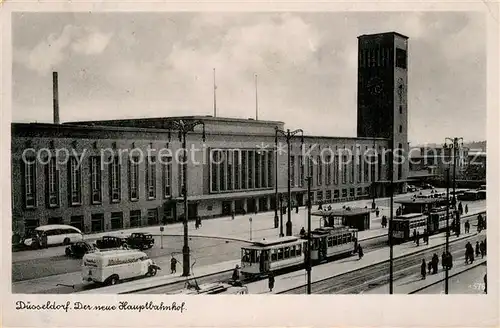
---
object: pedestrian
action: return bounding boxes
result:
[423,229,429,245]
[195,220,199,230]
[162,216,167,225]
[464,221,469,234]
[416,231,420,246]
[441,252,446,270]
[484,239,487,255]
[412,229,417,244]
[231,211,235,220]
[268,272,275,292]
[480,241,486,258]
[170,257,178,274]
[232,265,240,281]
[447,251,453,269]
[375,207,380,217]
[465,244,469,264]
[318,203,323,210]
[381,216,387,228]
[299,227,306,237]
[296,204,299,213]
[465,204,468,214]
[432,253,439,274]
[421,259,427,280]
[357,244,364,260]
[484,273,487,293]
[476,241,480,258]
[458,202,463,215]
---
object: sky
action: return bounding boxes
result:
[12,12,486,145]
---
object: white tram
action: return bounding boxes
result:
[240,236,304,276]
[240,227,358,277]
[390,213,427,242]
[310,227,358,262]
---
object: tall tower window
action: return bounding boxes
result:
[396,48,407,69]
[399,105,403,114]
[399,125,403,133]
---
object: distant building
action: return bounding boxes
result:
[409,146,469,178]
[11,32,409,236]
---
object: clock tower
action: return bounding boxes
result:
[357,32,409,187]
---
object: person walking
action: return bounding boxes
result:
[381,216,387,228]
[268,272,275,292]
[432,253,439,274]
[295,204,299,213]
[484,273,487,293]
[231,211,235,220]
[232,265,240,281]
[480,240,486,258]
[416,231,420,246]
[465,204,468,214]
[475,241,480,258]
[427,261,432,275]
[441,252,446,271]
[458,202,463,215]
[421,259,427,280]
[413,229,417,244]
[375,207,380,217]
[170,257,178,274]
[464,220,470,234]
[447,251,454,269]
[357,244,364,260]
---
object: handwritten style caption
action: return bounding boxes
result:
[15,300,187,313]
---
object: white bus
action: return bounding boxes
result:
[24,224,83,248]
[82,249,160,286]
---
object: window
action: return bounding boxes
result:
[399,105,403,114]
[333,153,339,185]
[326,190,332,201]
[228,150,234,190]
[284,247,290,259]
[333,189,339,199]
[267,151,273,188]
[254,151,260,189]
[68,157,82,205]
[130,210,141,228]
[145,156,156,200]
[109,157,121,202]
[47,217,62,225]
[342,189,348,198]
[308,157,314,182]
[219,150,226,191]
[357,187,363,195]
[342,155,348,184]
[234,151,240,190]
[211,150,219,192]
[399,125,403,133]
[378,151,383,181]
[350,188,355,197]
[290,156,295,187]
[179,161,185,196]
[110,212,123,230]
[23,157,37,208]
[299,155,304,187]
[357,154,362,183]
[91,213,104,233]
[147,209,158,226]
[317,156,322,186]
[350,153,355,183]
[129,156,139,201]
[396,48,407,69]
[70,216,83,231]
[46,157,60,207]
[90,157,101,204]
[326,155,332,185]
[161,155,172,198]
[317,191,323,201]
[261,152,267,188]
[277,248,284,260]
[241,151,247,189]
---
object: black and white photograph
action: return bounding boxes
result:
[1,2,498,327]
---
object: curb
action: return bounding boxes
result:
[276,230,482,294]
[408,260,487,294]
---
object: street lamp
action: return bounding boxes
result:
[274,133,279,230]
[275,127,304,236]
[445,167,451,294]
[306,176,312,294]
[169,119,206,277]
[249,217,253,241]
[444,137,464,235]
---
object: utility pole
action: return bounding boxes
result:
[445,137,463,236]
[274,130,280,230]
[169,119,206,277]
[445,168,450,294]
[275,127,304,236]
[389,137,394,294]
[306,176,312,294]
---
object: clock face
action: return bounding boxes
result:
[368,77,383,95]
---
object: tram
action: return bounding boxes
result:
[240,227,358,277]
[390,207,458,243]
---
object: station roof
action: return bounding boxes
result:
[312,207,372,217]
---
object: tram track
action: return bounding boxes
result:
[279,232,485,294]
[128,211,485,295]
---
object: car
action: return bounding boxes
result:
[126,233,155,250]
[407,185,417,192]
[95,236,128,250]
[421,183,434,190]
[65,241,95,258]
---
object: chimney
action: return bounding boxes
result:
[52,71,60,124]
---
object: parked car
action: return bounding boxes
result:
[126,233,155,250]
[65,241,95,258]
[407,184,417,192]
[95,236,128,250]
[421,183,434,190]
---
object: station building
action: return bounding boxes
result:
[11,32,410,236]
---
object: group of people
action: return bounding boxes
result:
[465,240,486,264]
[412,229,429,246]
[231,265,275,292]
[381,215,388,228]
[194,217,203,229]
[421,251,453,280]
[457,202,469,215]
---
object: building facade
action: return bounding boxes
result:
[11,32,409,236]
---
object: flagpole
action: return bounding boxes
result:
[213,68,217,117]
[255,74,258,120]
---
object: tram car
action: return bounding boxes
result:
[309,226,358,263]
[390,207,458,243]
[240,227,358,277]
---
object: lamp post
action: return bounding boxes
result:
[249,217,253,241]
[306,176,312,294]
[388,138,394,294]
[445,167,450,294]
[444,137,463,235]
[279,194,284,237]
[169,119,206,277]
[275,127,304,236]
[274,133,279,229]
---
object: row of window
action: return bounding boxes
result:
[289,150,385,188]
[315,187,370,202]
[358,47,407,69]
[24,209,160,234]
[22,156,172,209]
[210,149,274,193]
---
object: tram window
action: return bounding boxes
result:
[291,245,296,257]
[297,244,302,256]
[327,237,332,247]
[332,236,337,246]
[242,249,251,262]
[347,234,351,242]
[271,249,277,262]
[342,234,347,244]
[256,251,260,263]
[284,247,290,259]
[277,248,284,260]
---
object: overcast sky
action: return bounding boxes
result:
[12,12,486,144]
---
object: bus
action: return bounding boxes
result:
[24,224,83,248]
